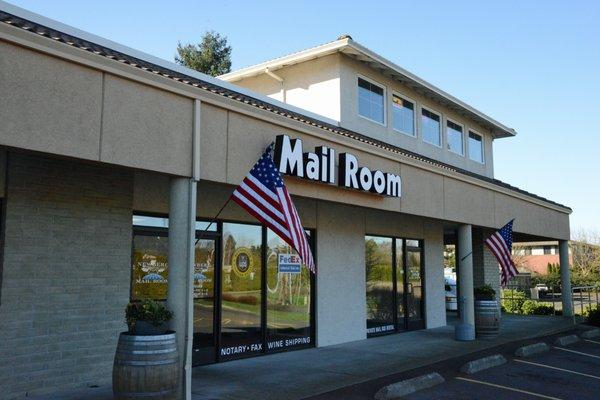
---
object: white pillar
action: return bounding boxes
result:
[559,240,573,317]
[457,224,475,340]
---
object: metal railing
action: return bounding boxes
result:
[500,284,600,320]
[571,285,600,324]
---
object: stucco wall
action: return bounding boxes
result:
[0,38,571,241]
[315,202,367,346]
[230,54,341,122]
[0,153,133,399]
[0,40,194,177]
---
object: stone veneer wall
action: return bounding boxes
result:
[473,227,501,302]
[0,153,133,399]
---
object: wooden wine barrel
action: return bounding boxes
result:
[113,332,179,400]
[474,300,500,339]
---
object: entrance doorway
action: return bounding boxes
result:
[132,215,315,366]
[365,236,425,337]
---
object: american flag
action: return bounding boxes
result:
[484,220,518,287]
[231,143,316,273]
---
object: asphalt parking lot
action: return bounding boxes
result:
[406,338,600,400]
[305,329,600,400]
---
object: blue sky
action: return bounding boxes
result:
[8,0,599,236]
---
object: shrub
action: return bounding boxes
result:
[474,284,496,300]
[126,300,173,331]
[584,305,600,327]
[521,300,554,315]
[501,289,527,314]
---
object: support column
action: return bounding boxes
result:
[559,240,573,317]
[456,224,475,341]
[167,177,197,399]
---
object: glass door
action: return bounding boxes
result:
[395,239,406,331]
[406,240,425,330]
[192,237,217,365]
[219,223,263,360]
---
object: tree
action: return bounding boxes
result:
[175,31,232,76]
[571,230,600,282]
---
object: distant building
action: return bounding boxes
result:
[513,241,565,275]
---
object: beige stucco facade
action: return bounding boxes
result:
[0,5,572,398]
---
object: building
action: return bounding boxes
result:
[0,2,574,398]
[513,241,561,275]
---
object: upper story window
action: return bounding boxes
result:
[358,76,385,125]
[446,120,464,156]
[421,108,441,146]
[392,94,415,136]
[468,130,484,163]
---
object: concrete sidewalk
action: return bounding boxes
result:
[192,315,574,400]
[25,315,575,399]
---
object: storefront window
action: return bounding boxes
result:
[131,233,169,300]
[266,229,312,351]
[131,215,314,363]
[220,223,263,359]
[365,236,394,335]
[193,239,216,348]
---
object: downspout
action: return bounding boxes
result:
[185,99,201,400]
[265,67,286,103]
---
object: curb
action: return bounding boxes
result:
[373,373,445,400]
[514,342,550,357]
[460,354,507,374]
[581,329,600,339]
[554,334,579,346]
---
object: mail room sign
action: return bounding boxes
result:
[273,134,401,197]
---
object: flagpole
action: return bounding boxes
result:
[196,195,233,243]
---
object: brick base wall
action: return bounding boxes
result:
[473,227,501,301]
[0,153,133,398]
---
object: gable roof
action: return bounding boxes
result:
[220,37,517,139]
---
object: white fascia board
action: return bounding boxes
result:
[219,39,350,82]
[0,0,339,127]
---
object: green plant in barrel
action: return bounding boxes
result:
[126,300,173,334]
[474,284,496,301]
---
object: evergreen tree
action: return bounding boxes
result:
[175,31,232,76]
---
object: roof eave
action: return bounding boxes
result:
[220,38,518,139]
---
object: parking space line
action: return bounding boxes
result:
[514,359,600,379]
[455,377,563,399]
[553,346,600,359]
[584,339,600,345]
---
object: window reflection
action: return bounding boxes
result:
[131,234,169,300]
[266,229,312,350]
[193,239,215,347]
[365,236,394,335]
[446,121,464,155]
[392,95,415,136]
[358,77,385,124]
[422,108,441,146]
[468,131,484,163]
[220,223,263,359]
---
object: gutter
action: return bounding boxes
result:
[265,67,286,103]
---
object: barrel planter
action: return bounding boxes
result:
[113,331,179,400]
[474,300,500,339]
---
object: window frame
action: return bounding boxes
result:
[357,74,387,127]
[445,117,465,157]
[467,129,485,164]
[420,106,443,148]
[391,91,417,137]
